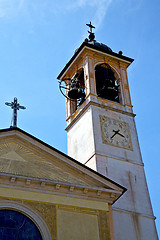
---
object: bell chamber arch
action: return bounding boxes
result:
[69,68,85,103]
[95,63,120,103]
[68,68,86,114]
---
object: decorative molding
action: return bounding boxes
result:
[69,186,74,192]
[110,193,116,199]
[98,211,111,240]
[24,201,57,240]
[0,173,122,204]
[26,179,31,185]
[10,177,16,183]
[66,100,135,131]
[97,190,101,196]
[84,152,144,167]
[83,188,88,194]
[57,205,98,215]
[55,184,61,190]
[41,182,46,187]
[112,207,156,220]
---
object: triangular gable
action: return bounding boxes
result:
[0,128,126,203]
[0,141,88,186]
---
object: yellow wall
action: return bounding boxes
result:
[0,186,108,211]
[57,209,100,240]
[0,187,112,240]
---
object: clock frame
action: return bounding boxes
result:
[100,115,133,150]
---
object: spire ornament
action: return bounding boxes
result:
[5,97,26,128]
[86,21,95,41]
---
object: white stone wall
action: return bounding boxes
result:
[67,105,95,165]
[67,103,158,240]
[65,48,158,240]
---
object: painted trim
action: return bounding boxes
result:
[112,207,156,220]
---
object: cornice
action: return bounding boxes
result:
[0,173,122,204]
[66,100,136,131]
[84,152,144,167]
[112,207,156,220]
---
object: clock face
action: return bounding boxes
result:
[100,116,132,150]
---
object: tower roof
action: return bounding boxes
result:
[57,40,134,80]
[87,40,112,52]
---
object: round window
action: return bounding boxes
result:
[0,209,42,240]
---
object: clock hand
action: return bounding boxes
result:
[113,129,119,133]
[111,129,125,139]
[111,132,117,139]
[117,132,125,138]
[111,129,119,139]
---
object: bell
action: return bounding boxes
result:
[100,79,119,101]
[68,77,85,99]
[95,64,119,102]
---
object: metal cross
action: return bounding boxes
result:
[5,97,26,128]
[86,21,95,34]
[86,21,95,42]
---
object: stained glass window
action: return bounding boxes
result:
[0,209,42,240]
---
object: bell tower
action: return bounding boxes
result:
[57,23,158,240]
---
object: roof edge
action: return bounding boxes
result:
[57,41,134,79]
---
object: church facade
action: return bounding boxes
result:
[0,128,125,240]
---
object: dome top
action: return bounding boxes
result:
[87,40,112,52]
[84,22,112,52]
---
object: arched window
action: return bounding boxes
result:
[69,68,86,113]
[95,63,119,103]
[0,209,42,240]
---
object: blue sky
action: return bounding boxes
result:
[0,0,159,236]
